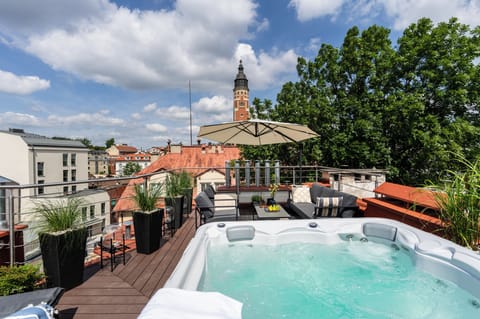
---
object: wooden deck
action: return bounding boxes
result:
[57,215,197,319]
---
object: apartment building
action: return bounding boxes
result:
[0,128,110,259]
[88,150,109,177]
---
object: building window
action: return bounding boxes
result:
[63,186,68,195]
[71,153,76,166]
[101,202,106,216]
[71,169,76,182]
[38,180,44,195]
[87,225,93,237]
[71,185,77,193]
[82,207,87,221]
[37,162,44,177]
[90,205,95,219]
[63,153,68,166]
[63,170,68,182]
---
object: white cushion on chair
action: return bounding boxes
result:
[292,186,311,203]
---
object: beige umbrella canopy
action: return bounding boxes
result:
[197,119,319,145]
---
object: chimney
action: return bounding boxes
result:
[197,139,201,145]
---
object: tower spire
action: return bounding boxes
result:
[233,60,250,121]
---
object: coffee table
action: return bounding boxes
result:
[253,204,290,220]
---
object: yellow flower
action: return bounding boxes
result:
[269,183,279,197]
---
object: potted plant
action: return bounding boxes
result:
[267,183,279,206]
[251,194,263,206]
[132,183,164,254]
[429,157,480,250]
[165,173,185,229]
[36,198,87,290]
[179,171,193,217]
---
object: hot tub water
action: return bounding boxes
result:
[199,240,480,319]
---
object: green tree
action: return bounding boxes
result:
[78,138,93,149]
[245,18,480,186]
[123,162,142,176]
[105,138,115,149]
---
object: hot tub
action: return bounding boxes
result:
[164,218,480,318]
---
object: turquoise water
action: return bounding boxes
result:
[198,240,480,319]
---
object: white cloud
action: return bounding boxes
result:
[0,69,50,95]
[47,112,125,126]
[256,18,270,32]
[143,103,157,112]
[131,112,141,120]
[0,0,299,93]
[288,0,480,30]
[0,112,42,126]
[158,105,191,120]
[146,123,168,133]
[0,0,115,37]
[379,0,480,30]
[289,0,346,22]
[193,95,232,124]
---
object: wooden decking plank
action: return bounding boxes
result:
[133,217,194,293]
[151,219,196,294]
[60,295,148,305]
[61,288,143,296]
[59,304,144,314]
[144,217,197,296]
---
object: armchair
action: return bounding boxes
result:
[194,192,238,228]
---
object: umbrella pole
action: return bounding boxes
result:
[298,143,303,184]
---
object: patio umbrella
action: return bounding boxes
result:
[197,119,319,145]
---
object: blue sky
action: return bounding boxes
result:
[0,0,479,149]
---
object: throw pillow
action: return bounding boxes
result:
[315,196,343,217]
[292,186,311,203]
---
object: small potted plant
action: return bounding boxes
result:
[267,183,279,206]
[36,198,87,290]
[179,171,193,217]
[251,195,263,206]
[165,173,185,229]
[132,183,164,254]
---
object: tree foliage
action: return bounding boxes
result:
[105,138,115,149]
[242,18,480,185]
[123,162,142,176]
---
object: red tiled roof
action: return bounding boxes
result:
[116,145,138,153]
[113,145,240,212]
[374,182,439,210]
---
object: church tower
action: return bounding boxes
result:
[233,60,250,121]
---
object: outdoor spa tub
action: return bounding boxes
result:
[157,218,480,318]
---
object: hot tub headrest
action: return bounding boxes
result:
[226,225,255,242]
[363,223,397,241]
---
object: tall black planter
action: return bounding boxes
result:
[133,209,163,254]
[39,228,87,290]
[182,188,193,216]
[165,196,184,229]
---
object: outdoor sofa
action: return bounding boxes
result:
[288,183,359,218]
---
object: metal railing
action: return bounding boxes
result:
[0,164,386,266]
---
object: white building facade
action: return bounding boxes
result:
[0,129,110,259]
